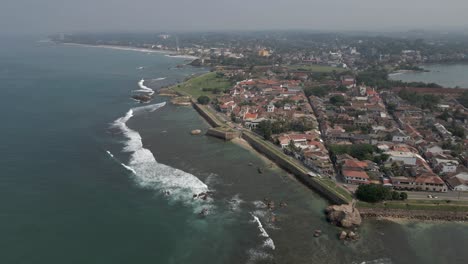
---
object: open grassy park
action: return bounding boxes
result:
[171,72,232,98]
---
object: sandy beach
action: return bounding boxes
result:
[62,42,176,55]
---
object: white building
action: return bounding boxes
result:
[267,104,275,113]
[447,173,468,191]
[245,118,266,130]
[425,145,444,156]
[392,129,411,142]
[386,151,420,166]
[434,158,459,173]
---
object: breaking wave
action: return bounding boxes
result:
[228,194,243,212]
[112,102,210,209]
[106,150,114,158]
[134,79,155,95]
[165,54,199,60]
[246,249,273,264]
[251,214,275,250]
[352,258,393,264]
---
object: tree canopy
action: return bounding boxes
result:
[197,95,210,105]
[356,184,408,203]
[329,144,377,160]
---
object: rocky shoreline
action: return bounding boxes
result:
[359,208,468,222]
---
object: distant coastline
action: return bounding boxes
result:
[389,63,468,88]
[388,69,427,76]
[59,42,199,60]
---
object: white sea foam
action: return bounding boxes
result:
[246,249,273,264]
[228,194,243,212]
[112,102,210,209]
[251,214,275,250]
[106,150,114,158]
[153,77,166,81]
[136,79,155,95]
[252,200,267,209]
[352,258,393,264]
[64,43,170,54]
[165,54,199,59]
[121,163,137,174]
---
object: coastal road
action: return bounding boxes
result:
[341,184,468,201]
[407,190,468,201]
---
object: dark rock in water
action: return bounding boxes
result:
[267,201,275,210]
[132,94,152,103]
[190,59,202,66]
[339,231,347,240]
[314,229,322,237]
[347,231,358,240]
[190,129,202,135]
[257,167,263,174]
[325,204,362,228]
[199,208,209,217]
[193,194,197,198]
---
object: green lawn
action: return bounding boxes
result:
[287,65,347,73]
[171,72,232,98]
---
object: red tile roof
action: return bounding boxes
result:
[415,175,445,185]
[343,170,369,179]
[244,113,258,120]
[343,159,368,169]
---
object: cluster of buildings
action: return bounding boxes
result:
[217,78,316,129]
[277,132,334,176]
[214,67,468,193]
[306,81,448,191]
[383,91,468,192]
[214,74,337,176]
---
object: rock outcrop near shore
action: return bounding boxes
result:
[190,129,202,135]
[326,204,362,228]
[131,94,152,103]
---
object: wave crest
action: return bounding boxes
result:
[112,102,210,210]
[135,79,155,95]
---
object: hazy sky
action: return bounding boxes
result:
[1,0,467,34]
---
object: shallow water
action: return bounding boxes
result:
[389,64,468,88]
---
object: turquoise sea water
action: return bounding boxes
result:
[1,37,467,264]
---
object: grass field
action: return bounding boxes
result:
[286,65,347,73]
[171,72,232,98]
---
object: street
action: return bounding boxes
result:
[407,190,468,201]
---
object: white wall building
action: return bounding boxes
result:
[386,151,420,166]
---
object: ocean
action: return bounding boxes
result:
[389,64,468,88]
[1,37,467,264]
